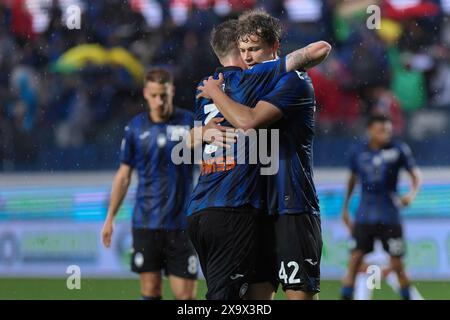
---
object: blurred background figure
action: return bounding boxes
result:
[341,115,421,300]
[101,68,198,300]
[353,241,424,300]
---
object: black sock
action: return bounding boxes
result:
[341,286,354,300]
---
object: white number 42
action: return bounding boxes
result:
[278,261,301,284]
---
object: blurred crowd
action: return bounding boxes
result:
[1,0,450,171]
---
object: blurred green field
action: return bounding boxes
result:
[0,279,449,300]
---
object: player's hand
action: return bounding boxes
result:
[203,117,237,149]
[400,194,414,207]
[101,219,114,248]
[341,208,353,234]
[197,73,225,99]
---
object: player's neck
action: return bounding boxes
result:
[368,140,384,150]
[220,55,246,70]
[149,109,172,123]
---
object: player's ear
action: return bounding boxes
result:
[143,82,149,100]
[273,41,280,58]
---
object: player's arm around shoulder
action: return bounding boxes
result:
[286,41,332,72]
[250,72,313,130]
[239,101,283,130]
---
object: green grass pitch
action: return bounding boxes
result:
[0,279,448,300]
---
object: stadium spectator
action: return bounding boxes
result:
[0,0,448,170]
[341,115,422,300]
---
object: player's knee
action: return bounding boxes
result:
[351,250,364,260]
[141,281,162,297]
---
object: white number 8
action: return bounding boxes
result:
[187,255,197,275]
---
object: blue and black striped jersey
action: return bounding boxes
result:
[349,140,416,225]
[261,71,320,215]
[120,108,194,229]
[187,58,287,216]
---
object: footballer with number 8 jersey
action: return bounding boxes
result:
[101,69,197,300]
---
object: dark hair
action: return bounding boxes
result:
[145,68,173,84]
[210,20,239,59]
[237,9,282,46]
[366,114,391,127]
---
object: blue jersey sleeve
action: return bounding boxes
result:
[259,71,315,115]
[194,78,209,125]
[398,142,416,172]
[246,57,286,78]
[119,125,135,167]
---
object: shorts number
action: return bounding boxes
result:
[387,238,405,256]
[187,255,197,275]
[278,261,301,284]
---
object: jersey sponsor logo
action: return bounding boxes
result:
[200,157,236,175]
[380,149,400,163]
[139,131,150,140]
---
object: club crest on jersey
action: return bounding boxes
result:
[134,252,144,268]
[157,133,167,147]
